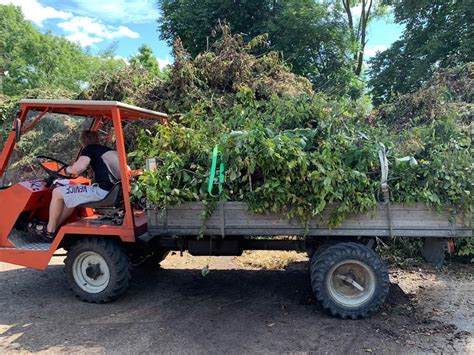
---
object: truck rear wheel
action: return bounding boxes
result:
[64,237,131,303]
[310,242,389,319]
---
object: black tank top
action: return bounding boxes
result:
[80,144,118,191]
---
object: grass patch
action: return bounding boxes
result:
[237,250,308,270]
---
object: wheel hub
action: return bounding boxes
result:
[72,251,110,294]
[85,263,103,280]
[335,273,365,291]
[327,259,376,308]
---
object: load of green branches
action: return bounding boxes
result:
[87,28,468,232]
[48,26,474,255]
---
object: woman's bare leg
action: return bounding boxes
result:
[57,206,76,227]
[47,188,64,233]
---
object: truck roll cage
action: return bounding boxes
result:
[0,100,167,270]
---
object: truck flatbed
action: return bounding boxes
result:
[147,202,472,238]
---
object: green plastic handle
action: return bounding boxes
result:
[208,144,225,197]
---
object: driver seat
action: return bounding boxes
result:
[79,181,123,209]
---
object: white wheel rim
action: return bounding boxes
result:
[73,251,110,294]
[326,259,376,308]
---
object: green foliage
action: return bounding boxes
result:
[130,45,166,78]
[1,4,469,258]
[456,238,474,260]
[112,31,471,254]
[85,26,312,117]
[76,29,472,240]
[131,84,472,231]
[0,87,84,183]
[368,0,473,104]
[374,64,474,130]
[131,94,384,226]
[158,0,358,95]
[377,237,424,267]
[79,65,161,105]
[390,116,472,209]
[263,0,356,95]
[6,113,91,183]
[0,94,16,144]
[159,0,276,57]
[0,4,125,96]
[0,87,75,141]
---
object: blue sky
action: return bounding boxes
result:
[1,0,403,69]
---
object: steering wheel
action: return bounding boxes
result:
[35,155,72,179]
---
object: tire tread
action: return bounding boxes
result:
[310,242,389,319]
[64,237,131,303]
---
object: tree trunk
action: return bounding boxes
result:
[354,0,372,76]
[341,0,374,76]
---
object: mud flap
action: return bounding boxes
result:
[422,238,446,267]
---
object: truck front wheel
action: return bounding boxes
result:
[64,237,131,303]
[310,242,389,319]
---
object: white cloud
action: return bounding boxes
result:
[58,16,139,47]
[71,0,158,23]
[365,44,387,57]
[114,55,129,64]
[66,32,103,47]
[156,57,172,71]
[0,0,72,26]
[2,0,142,47]
[114,26,140,39]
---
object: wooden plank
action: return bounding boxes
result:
[147,227,473,238]
[147,202,472,238]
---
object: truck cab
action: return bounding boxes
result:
[0,100,167,300]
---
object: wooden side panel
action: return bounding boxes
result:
[147,202,472,238]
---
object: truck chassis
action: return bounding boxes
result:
[0,99,471,319]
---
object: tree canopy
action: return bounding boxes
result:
[130,44,165,78]
[0,4,125,96]
[368,0,474,104]
[158,0,358,96]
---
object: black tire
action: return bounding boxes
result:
[313,243,331,257]
[307,242,335,260]
[310,242,389,319]
[64,237,131,303]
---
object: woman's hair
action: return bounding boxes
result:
[80,130,100,146]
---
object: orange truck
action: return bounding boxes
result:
[0,100,471,319]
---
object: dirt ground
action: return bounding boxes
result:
[0,252,472,354]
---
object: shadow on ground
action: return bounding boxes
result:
[0,261,470,353]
